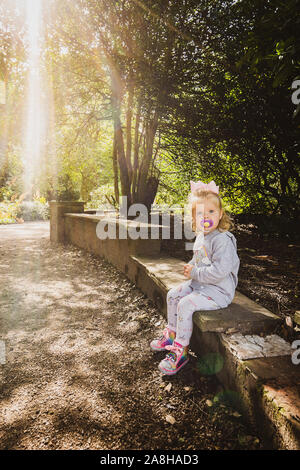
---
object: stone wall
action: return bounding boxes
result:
[49,202,198,272]
[64,213,162,273]
[49,201,85,243]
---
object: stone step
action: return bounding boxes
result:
[128,252,300,449]
[192,326,300,449]
[221,333,293,360]
[129,253,281,335]
[244,356,300,450]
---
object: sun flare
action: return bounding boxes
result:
[22,0,47,197]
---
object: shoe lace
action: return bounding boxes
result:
[164,343,183,363]
[159,327,170,342]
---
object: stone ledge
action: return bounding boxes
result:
[49,201,85,205]
[221,333,292,360]
[130,253,280,335]
[64,213,105,223]
[64,213,169,229]
[129,252,300,449]
[52,207,299,449]
[241,356,300,450]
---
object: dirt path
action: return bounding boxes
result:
[0,222,260,450]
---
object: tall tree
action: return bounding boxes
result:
[158,0,300,217]
[0,0,25,196]
[50,0,208,210]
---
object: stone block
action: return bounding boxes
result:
[194,291,280,335]
[221,333,292,360]
[130,254,280,335]
[50,201,84,243]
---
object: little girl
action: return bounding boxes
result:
[150,180,240,375]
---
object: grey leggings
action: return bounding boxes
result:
[167,280,220,346]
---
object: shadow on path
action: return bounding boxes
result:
[0,222,260,450]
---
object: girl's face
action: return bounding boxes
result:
[192,197,223,235]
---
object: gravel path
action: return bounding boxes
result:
[0,222,260,450]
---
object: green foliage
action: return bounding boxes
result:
[154,151,195,207]
[1,0,299,219]
[238,0,300,89]
[157,0,300,218]
[0,186,14,202]
[0,201,20,224]
[55,188,80,202]
[0,199,50,224]
[0,148,24,202]
[51,174,80,201]
[86,183,117,210]
[17,201,50,221]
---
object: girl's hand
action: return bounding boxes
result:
[183,264,193,279]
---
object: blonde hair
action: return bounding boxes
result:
[188,189,234,233]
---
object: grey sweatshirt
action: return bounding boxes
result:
[188,228,240,308]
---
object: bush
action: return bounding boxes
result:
[86,184,117,210]
[53,174,81,201]
[17,201,49,221]
[55,188,81,201]
[0,201,20,224]
[0,197,50,224]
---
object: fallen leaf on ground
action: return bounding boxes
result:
[165,414,176,424]
[285,316,293,328]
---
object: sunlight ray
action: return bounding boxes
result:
[22,0,47,197]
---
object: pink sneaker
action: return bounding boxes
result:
[158,341,189,375]
[150,327,175,352]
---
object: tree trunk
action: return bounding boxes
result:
[137,108,159,205]
[0,71,9,190]
[110,67,132,206]
[125,80,133,184]
[112,131,119,205]
[132,93,142,202]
